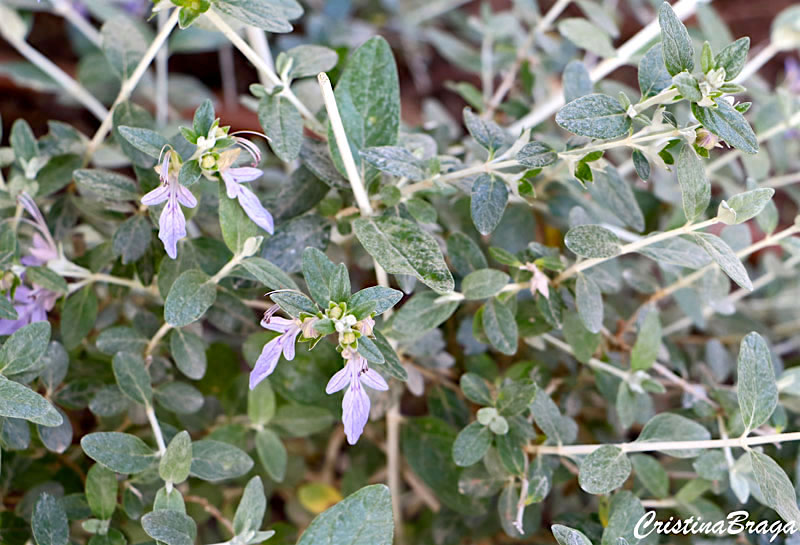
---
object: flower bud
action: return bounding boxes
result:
[489,416,509,435]
[477,407,498,425]
[695,128,722,150]
[328,305,343,320]
[200,153,217,170]
[342,331,356,345]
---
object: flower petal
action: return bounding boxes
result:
[250,337,283,389]
[342,384,370,444]
[236,185,274,234]
[221,171,241,199]
[326,365,352,394]
[282,328,300,361]
[360,368,389,391]
[228,167,263,183]
[141,184,169,206]
[176,185,197,208]
[158,198,187,259]
[261,316,295,332]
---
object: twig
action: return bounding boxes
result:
[86,8,181,160]
[205,9,322,132]
[0,31,108,121]
[184,495,236,537]
[510,0,702,131]
[145,405,167,456]
[485,0,572,117]
[554,218,718,285]
[528,431,800,456]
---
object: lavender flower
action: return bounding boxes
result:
[141,151,198,259]
[215,149,275,234]
[0,193,59,335]
[326,348,389,444]
[250,307,302,389]
[0,286,58,336]
[18,193,58,266]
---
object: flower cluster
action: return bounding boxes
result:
[250,296,390,444]
[140,107,274,259]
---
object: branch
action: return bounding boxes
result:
[86,8,181,160]
[527,431,800,456]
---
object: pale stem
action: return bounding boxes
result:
[481,33,494,105]
[718,415,736,470]
[661,253,800,336]
[205,9,322,131]
[145,404,167,455]
[155,9,170,127]
[528,431,800,456]
[86,8,181,160]
[762,171,800,189]
[641,499,679,509]
[318,72,374,216]
[655,223,800,302]
[540,333,631,381]
[401,159,518,196]
[387,405,405,545]
[707,110,800,175]
[621,223,800,334]
[50,0,102,47]
[554,218,719,285]
[405,0,471,25]
[732,41,780,84]
[89,273,158,294]
[510,0,701,132]
[0,32,109,121]
[219,44,238,111]
[245,27,275,87]
[513,455,530,534]
[145,322,173,359]
[651,362,717,407]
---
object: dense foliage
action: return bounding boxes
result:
[1,0,800,544]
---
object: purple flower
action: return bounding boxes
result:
[217,149,274,235]
[141,151,198,259]
[250,310,302,389]
[523,262,549,299]
[0,193,60,335]
[0,286,57,336]
[18,193,58,266]
[326,349,389,444]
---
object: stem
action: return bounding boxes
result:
[0,32,108,121]
[86,8,181,161]
[145,322,173,359]
[732,41,779,84]
[554,218,718,285]
[763,171,800,189]
[661,253,800,336]
[401,159,518,196]
[528,431,800,456]
[204,9,322,132]
[89,273,157,294]
[50,0,102,47]
[245,27,274,87]
[145,405,167,455]
[184,495,236,537]
[387,405,405,545]
[155,9,170,127]
[620,223,800,336]
[707,110,800,175]
[510,0,701,132]
[318,72,373,216]
[541,333,631,381]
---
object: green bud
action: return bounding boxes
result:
[476,407,498,426]
[489,416,509,435]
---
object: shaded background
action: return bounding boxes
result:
[0,0,796,142]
